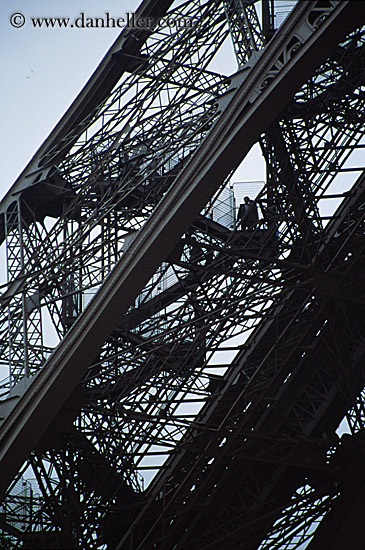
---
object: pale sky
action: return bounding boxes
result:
[0,0,140,200]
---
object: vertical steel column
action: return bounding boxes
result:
[5,200,45,384]
[5,201,29,382]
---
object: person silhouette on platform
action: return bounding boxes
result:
[237,196,258,230]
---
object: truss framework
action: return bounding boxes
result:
[1,1,365,549]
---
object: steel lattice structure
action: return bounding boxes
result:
[1,0,365,548]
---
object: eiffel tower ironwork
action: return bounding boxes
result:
[1,1,365,548]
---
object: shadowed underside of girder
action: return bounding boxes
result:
[1,1,365,549]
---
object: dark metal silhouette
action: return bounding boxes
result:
[0,1,364,548]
